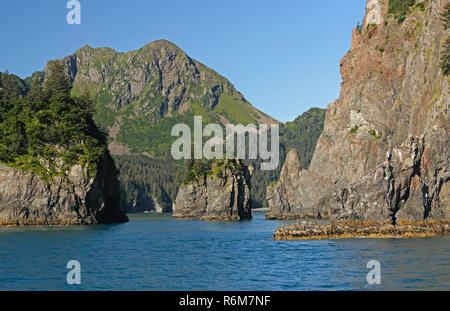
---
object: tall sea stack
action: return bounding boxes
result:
[268,0,449,223]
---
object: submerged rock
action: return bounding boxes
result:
[173,160,252,221]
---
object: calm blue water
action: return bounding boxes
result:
[0,211,448,290]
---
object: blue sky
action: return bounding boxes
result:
[0,0,365,122]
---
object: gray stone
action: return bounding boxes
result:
[173,160,252,221]
[0,154,128,225]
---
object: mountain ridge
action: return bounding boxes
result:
[49,39,277,157]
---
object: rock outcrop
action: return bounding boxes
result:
[268,0,450,223]
[274,219,450,240]
[173,160,252,221]
[0,154,128,226]
[266,150,325,219]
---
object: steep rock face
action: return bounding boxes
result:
[331,135,449,221]
[0,154,128,225]
[173,161,252,221]
[266,150,324,219]
[268,0,449,222]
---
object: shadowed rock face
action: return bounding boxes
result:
[173,161,252,221]
[268,0,450,223]
[0,154,128,225]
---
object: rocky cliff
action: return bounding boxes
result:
[0,61,128,226]
[173,160,252,221]
[0,154,128,226]
[267,0,449,223]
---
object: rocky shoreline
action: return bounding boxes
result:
[274,220,450,240]
[173,214,250,222]
[0,218,100,227]
[265,213,319,221]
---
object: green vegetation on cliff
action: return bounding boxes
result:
[441,4,450,76]
[443,3,450,29]
[441,38,450,76]
[0,62,108,181]
[388,0,416,23]
[182,158,248,185]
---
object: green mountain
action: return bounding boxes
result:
[44,39,279,211]
[5,40,325,212]
[53,39,276,158]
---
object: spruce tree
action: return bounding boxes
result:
[43,60,71,100]
[0,71,19,101]
[442,3,450,29]
[440,38,450,76]
[27,75,43,102]
[25,75,44,112]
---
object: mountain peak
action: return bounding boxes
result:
[145,39,180,49]
[55,40,276,157]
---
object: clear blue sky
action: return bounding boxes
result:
[0,0,366,122]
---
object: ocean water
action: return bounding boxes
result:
[0,211,448,291]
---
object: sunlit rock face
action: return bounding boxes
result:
[0,155,128,226]
[365,0,383,27]
[267,0,449,222]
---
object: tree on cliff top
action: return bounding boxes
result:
[440,38,450,76]
[388,0,415,23]
[0,62,107,180]
[439,3,450,76]
[43,61,71,100]
[442,3,450,29]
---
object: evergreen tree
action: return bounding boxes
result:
[442,3,450,29]
[43,61,71,101]
[0,71,19,101]
[0,61,107,180]
[440,38,450,76]
[27,75,44,102]
[25,75,44,112]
